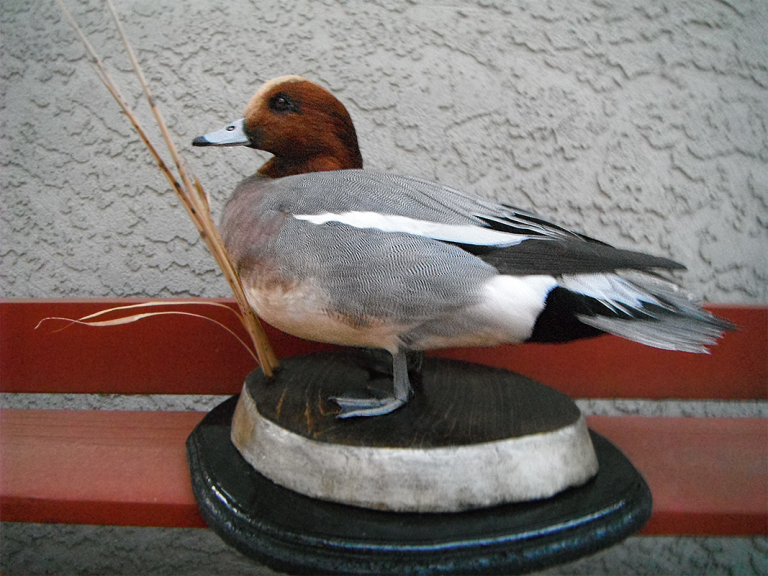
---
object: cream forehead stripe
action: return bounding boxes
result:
[293,211,529,247]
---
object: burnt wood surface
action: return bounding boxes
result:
[246,351,581,448]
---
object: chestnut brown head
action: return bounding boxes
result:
[193,75,363,178]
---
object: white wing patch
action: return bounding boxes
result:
[293,211,528,247]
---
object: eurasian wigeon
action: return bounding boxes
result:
[193,75,733,418]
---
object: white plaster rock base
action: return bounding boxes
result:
[231,382,599,513]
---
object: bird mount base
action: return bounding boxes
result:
[187,351,652,574]
[231,351,599,512]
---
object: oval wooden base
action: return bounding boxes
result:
[231,352,598,512]
[186,393,653,575]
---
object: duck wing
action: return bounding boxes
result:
[265,169,683,276]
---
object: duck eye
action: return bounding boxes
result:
[269,93,300,114]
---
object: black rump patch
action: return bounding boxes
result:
[526,287,607,343]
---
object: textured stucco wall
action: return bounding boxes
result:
[1,0,767,574]
[1,0,767,302]
[2,524,766,576]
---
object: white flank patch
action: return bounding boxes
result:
[293,211,528,247]
[473,275,558,342]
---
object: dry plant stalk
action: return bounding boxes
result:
[37,301,259,362]
[53,0,278,375]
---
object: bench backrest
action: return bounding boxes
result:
[2,299,764,400]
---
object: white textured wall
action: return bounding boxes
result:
[1,0,767,302]
[1,1,767,575]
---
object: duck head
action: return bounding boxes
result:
[193,75,363,178]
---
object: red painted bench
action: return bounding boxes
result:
[1,299,766,536]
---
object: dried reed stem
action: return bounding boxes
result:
[55,0,278,375]
[103,0,278,373]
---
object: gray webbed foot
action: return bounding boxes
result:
[331,388,407,418]
[331,349,413,418]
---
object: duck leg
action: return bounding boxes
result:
[332,349,413,418]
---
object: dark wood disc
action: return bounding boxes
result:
[245,350,581,447]
[231,352,598,512]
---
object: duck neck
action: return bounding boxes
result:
[257,151,360,178]
[257,110,363,178]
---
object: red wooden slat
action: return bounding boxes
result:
[1,300,765,399]
[0,299,333,395]
[435,306,766,399]
[588,416,768,536]
[1,409,765,534]
[0,409,206,528]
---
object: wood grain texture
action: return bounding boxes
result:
[0,408,206,528]
[1,407,764,534]
[1,300,764,399]
[232,356,597,511]
[246,351,581,448]
[589,416,768,536]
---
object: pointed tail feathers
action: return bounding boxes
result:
[558,273,735,353]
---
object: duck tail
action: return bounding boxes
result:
[529,272,736,352]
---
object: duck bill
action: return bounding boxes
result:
[192,117,251,147]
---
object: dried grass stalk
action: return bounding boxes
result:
[37,301,259,362]
[53,0,278,375]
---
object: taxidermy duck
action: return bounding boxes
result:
[193,75,733,418]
